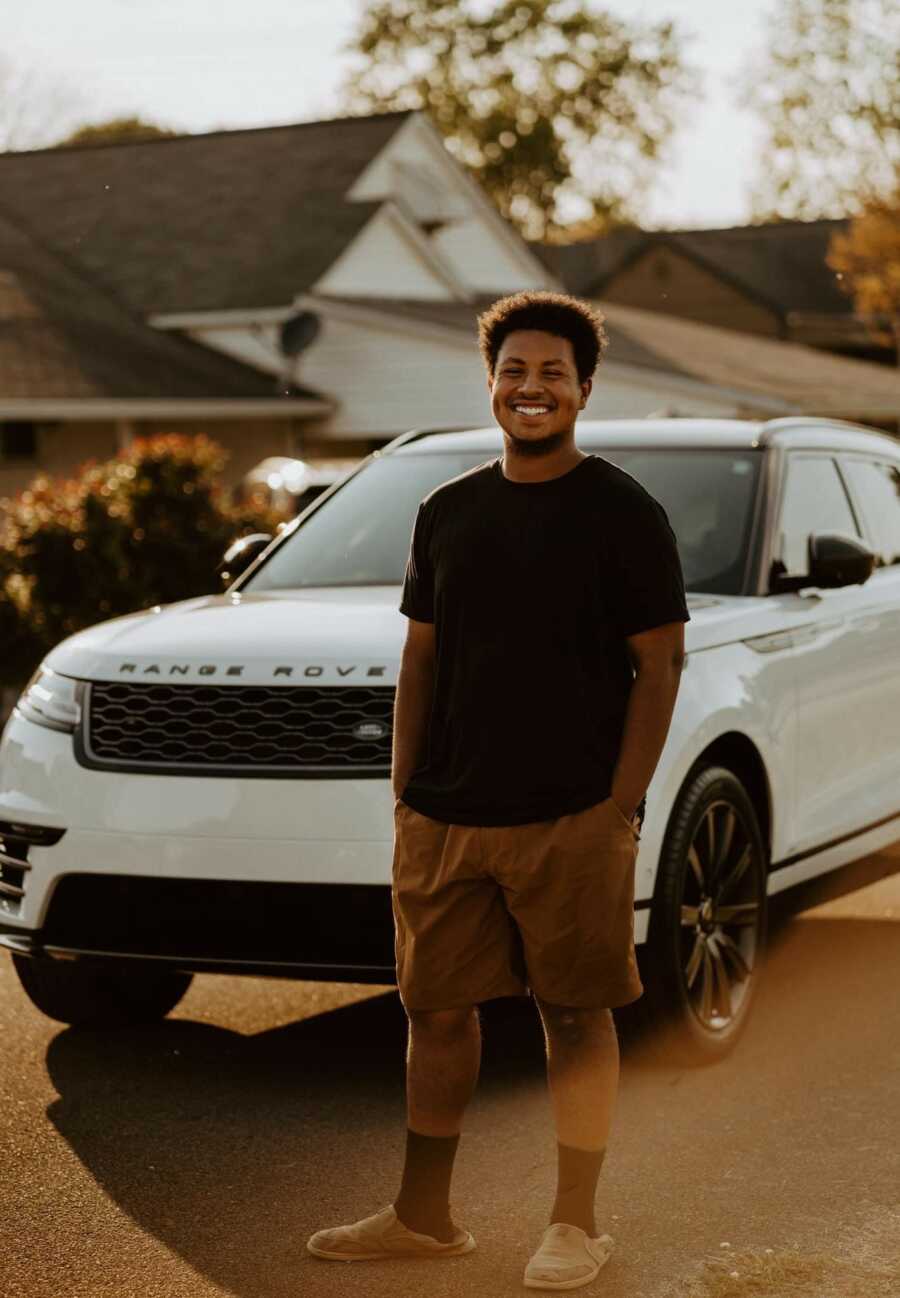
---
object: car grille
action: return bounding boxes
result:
[41,874,397,972]
[81,681,394,775]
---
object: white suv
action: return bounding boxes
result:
[3,417,899,1061]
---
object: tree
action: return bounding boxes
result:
[342,0,693,241]
[827,188,900,362]
[54,116,180,148]
[743,0,900,220]
[0,434,287,690]
[0,55,86,152]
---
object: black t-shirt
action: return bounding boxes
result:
[398,453,690,826]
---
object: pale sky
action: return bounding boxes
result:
[3,0,775,229]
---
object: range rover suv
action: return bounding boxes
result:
[3,417,899,1061]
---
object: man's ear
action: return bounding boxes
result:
[579,377,593,408]
[486,372,494,393]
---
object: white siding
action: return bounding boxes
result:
[299,315,488,435]
[283,315,740,440]
[432,216,549,293]
[349,124,467,220]
[314,208,457,300]
[587,368,751,419]
[185,324,283,373]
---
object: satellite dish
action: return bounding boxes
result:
[279,311,321,357]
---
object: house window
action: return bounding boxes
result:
[0,421,37,460]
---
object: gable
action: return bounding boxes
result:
[349,114,556,294]
[313,205,461,300]
[547,219,850,321]
[0,109,555,323]
[603,245,782,337]
[673,221,849,316]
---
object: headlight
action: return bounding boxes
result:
[16,667,82,734]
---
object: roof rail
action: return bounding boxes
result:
[379,425,474,453]
[760,415,889,441]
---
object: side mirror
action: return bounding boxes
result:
[769,531,875,594]
[808,531,876,588]
[217,533,273,587]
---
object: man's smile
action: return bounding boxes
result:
[510,403,554,417]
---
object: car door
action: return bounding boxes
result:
[772,452,879,850]
[835,453,900,824]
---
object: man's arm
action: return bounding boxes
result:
[392,617,436,800]
[610,621,686,822]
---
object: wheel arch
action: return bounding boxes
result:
[682,731,772,864]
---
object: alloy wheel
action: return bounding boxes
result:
[678,798,763,1033]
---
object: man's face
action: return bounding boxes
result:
[489,329,591,456]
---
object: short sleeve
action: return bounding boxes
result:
[399,501,435,622]
[605,490,691,638]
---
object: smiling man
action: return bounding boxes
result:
[308,291,690,1289]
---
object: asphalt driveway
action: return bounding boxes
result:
[3,853,899,1298]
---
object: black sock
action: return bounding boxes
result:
[550,1142,607,1236]
[393,1128,461,1242]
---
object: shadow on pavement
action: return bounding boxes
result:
[41,984,550,1296]
[41,896,899,1298]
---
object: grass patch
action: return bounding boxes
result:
[658,1205,899,1298]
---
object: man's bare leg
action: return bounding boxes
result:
[393,1006,481,1239]
[535,1000,620,1236]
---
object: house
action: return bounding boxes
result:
[539,218,894,366]
[1,114,897,500]
[0,208,330,500]
[0,110,558,496]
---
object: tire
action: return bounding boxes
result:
[639,764,768,1065]
[12,955,193,1027]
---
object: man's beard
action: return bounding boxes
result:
[503,426,570,458]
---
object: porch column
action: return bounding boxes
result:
[115,419,136,451]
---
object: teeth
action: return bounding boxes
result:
[514,406,550,415]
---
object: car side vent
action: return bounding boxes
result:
[0,821,64,919]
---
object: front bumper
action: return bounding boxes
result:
[0,873,399,982]
[0,711,401,975]
[0,711,653,975]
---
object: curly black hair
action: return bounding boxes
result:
[477,290,608,384]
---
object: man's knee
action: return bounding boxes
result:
[537,1000,614,1050]
[407,1005,479,1044]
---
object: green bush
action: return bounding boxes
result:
[0,433,287,691]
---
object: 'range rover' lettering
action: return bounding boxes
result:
[117,662,387,677]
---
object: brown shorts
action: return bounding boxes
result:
[391,795,644,1011]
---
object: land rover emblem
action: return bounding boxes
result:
[353,721,388,741]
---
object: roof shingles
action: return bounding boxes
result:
[0,112,409,315]
[0,207,319,400]
[539,218,851,318]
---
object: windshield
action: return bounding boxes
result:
[243,447,762,596]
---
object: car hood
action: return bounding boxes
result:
[44,588,779,687]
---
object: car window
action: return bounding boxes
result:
[839,458,900,569]
[244,452,493,591]
[242,447,762,596]
[776,455,860,576]
[597,448,761,595]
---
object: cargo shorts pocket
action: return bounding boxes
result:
[602,795,641,842]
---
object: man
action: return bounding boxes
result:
[308,290,689,1290]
